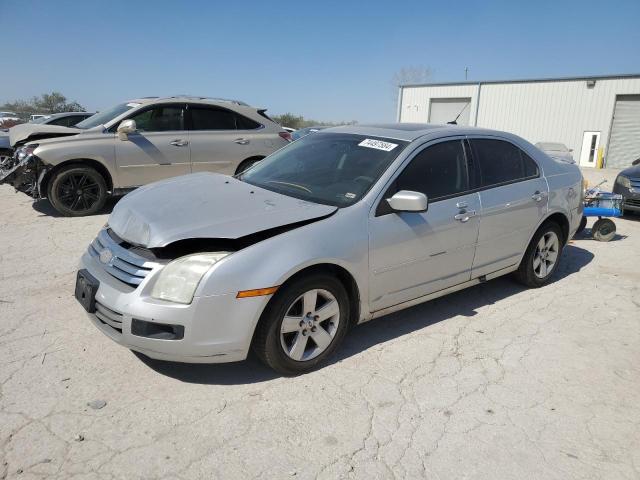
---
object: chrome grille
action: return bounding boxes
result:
[88,229,159,287]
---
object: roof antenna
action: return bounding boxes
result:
[447,102,469,125]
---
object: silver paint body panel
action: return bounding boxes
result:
[79,124,583,363]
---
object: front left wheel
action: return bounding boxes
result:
[47,166,108,217]
[252,273,350,376]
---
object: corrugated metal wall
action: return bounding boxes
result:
[399,77,640,167]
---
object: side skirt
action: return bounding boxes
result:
[366,264,519,321]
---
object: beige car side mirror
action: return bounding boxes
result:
[117,119,137,141]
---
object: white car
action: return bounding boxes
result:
[0,111,20,126]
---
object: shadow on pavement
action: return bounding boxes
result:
[32,196,122,217]
[138,244,594,385]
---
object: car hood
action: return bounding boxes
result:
[620,164,640,177]
[9,123,82,147]
[108,172,338,248]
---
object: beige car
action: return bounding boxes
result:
[0,96,290,216]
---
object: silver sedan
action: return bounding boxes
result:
[76,124,583,375]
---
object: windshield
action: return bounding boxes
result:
[74,102,139,129]
[31,116,52,124]
[240,132,408,207]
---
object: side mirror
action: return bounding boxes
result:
[387,190,428,213]
[117,119,137,140]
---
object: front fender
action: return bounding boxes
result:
[196,206,370,309]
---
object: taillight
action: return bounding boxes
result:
[279,131,292,142]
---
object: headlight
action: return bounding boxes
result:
[616,175,631,188]
[16,144,39,163]
[151,252,229,304]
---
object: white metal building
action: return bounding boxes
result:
[397,74,640,168]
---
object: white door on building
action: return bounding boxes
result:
[579,131,600,167]
[606,95,640,168]
[429,98,471,125]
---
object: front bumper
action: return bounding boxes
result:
[0,154,49,198]
[79,251,269,363]
[613,182,640,212]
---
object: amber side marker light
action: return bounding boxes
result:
[236,286,279,298]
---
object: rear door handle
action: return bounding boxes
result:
[234,138,250,145]
[532,191,544,202]
[454,210,476,222]
[170,139,188,147]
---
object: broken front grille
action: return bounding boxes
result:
[88,229,160,287]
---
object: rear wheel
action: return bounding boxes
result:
[592,218,616,242]
[252,274,350,375]
[48,166,108,217]
[514,222,563,288]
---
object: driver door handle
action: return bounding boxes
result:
[234,138,250,145]
[170,139,189,147]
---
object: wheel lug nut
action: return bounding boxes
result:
[311,326,317,332]
[302,330,307,336]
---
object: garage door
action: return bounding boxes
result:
[606,95,640,168]
[429,98,471,126]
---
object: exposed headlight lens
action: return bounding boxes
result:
[16,144,39,163]
[151,252,229,304]
[616,175,631,188]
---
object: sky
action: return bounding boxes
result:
[1,0,639,123]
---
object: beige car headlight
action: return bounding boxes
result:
[151,253,229,304]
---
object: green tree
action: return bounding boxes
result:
[1,92,86,119]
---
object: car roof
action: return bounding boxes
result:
[323,123,512,142]
[129,96,252,108]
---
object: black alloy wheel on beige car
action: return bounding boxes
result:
[47,165,108,217]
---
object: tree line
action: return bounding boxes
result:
[1,92,86,120]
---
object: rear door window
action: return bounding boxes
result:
[190,107,236,130]
[189,106,262,130]
[471,139,539,188]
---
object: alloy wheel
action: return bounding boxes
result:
[533,231,559,278]
[279,289,340,362]
[57,172,101,212]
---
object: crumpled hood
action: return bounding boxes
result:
[108,172,338,248]
[9,123,81,147]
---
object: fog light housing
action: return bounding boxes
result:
[131,318,184,340]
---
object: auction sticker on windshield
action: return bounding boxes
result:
[358,139,398,151]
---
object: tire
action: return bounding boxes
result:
[575,216,587,236]
[235,158,262,175]
[592,218,616,242]
[47,165,108,217]
[514,222,564,288]
[252,273,350,376]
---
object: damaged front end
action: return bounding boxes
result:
[0,144,50,199]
